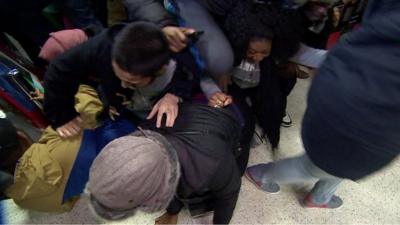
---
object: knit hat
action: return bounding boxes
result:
[86,130,180,220]
[39,29,88,62]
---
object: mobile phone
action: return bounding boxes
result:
[186,30,204,42]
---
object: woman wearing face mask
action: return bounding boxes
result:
[221,1,307,174]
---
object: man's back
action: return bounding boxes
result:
[142,103,241,193]
[302,0,400,179]
[141,103,242,223]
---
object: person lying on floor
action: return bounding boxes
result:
[86,103,242,224]
[6,101,242,224]
[4,85,134,212]
[43,21,230,138]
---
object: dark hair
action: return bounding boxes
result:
[223,1,304,63]
[112,22,171,77]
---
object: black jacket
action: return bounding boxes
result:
[302,0,400,180]
[44,23,199,129]
[142,103,242,224]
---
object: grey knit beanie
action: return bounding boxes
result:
[87,131,180,220]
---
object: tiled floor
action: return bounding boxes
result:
[2,78,400,224]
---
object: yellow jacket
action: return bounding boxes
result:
[6,85,103,212]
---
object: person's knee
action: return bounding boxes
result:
[209,48,234,76]
[202,40,234,77]
[176,0,234,77]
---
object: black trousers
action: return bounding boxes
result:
[167,197,184,215]
[280,77,297,117]
[229,84,258,175]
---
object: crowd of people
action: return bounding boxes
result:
[1,0,399,224]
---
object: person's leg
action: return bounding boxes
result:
[156,197,182,224]
[236,113,255,175]
[246,154,343,205]
[306,178,342,206]
[229,85,256,175]
[280,77,297,98]
[174,0,234,80]
[280,76,297,127]
[247,154,316,190]
[166,197,184,215]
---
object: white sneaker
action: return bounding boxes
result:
[281,112,292,127]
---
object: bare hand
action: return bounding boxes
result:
[155,212,178,225]
[109,106,120,121]
[56,116,82,137]
[208,92,233,108]
[162,26,195,52]
[147,93,180,128]
[30,89,44,100]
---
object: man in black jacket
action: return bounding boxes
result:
[44,21,203,137]
[86,103,242,224]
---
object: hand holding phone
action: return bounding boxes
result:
[186,30,205,42]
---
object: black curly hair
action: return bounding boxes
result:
[223,0,304,64]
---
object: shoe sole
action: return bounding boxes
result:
[301,195,343,209]
[244,170,280,194]
[302,203,343,209]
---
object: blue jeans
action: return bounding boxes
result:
[249,154,342,204]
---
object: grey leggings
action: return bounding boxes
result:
[253,154,343,204]
[175,0,234,78]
